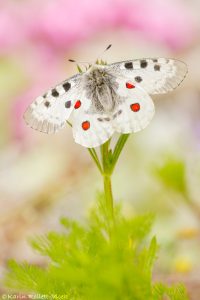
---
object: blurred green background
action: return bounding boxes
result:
[0,0,200,296]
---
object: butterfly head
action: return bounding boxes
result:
[85,65,109,86]
[69,45,110,71]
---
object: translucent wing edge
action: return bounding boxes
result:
[23,73,82,134]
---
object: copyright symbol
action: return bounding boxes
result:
[2,295,7,299]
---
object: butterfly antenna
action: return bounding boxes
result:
[68,44,112,69]
[105,44,112,51]
[68,59,92,66]
[95,44,112,64]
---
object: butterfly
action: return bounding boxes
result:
[24,57,188,148]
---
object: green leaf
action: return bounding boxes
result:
[153,283,189,300]
[143,236,158,276]
[154,155,187,197]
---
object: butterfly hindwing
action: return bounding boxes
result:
[72,93,114,148]
[111,78,155,133]
[108,58,188,94]
[72,78,155,147]
[24,74,81,134]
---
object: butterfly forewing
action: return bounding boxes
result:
[108,58,188,94]
[24,74,82,134]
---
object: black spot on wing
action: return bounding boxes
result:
[124,62,133,69]
[63,82,71,92]
[135,76,143,83]
[154,64,161,71]
[140,60,148,68]
[51,89,59,97]
[44,101,50,108]
[113,110,122,119]
[65,101,71,108]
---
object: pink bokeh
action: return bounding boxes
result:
[0,0,197,55]
[2,0,197,142]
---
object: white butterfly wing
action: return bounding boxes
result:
[112,79,155,133]
[71,93,114,148]
[24,74,82,134]
[108,58,188,94]
[24,57,187,147]
[72,80,154,147]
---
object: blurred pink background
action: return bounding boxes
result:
[0,0,200,297]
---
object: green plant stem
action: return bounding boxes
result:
[101,139,111,174]
[87,134,130,221]
[100,140,114,219]
[111,134,129,172]
[88,148,103,174]
[103,174,114,220]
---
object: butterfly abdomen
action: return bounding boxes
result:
[84,66,119,114]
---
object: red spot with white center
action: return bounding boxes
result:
[82,121,90,131]
[74,100,81,109]
[126,82,135,89]
[130,103,140,112]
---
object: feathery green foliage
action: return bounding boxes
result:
[153,282,188,300]
[5,195,188,300]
